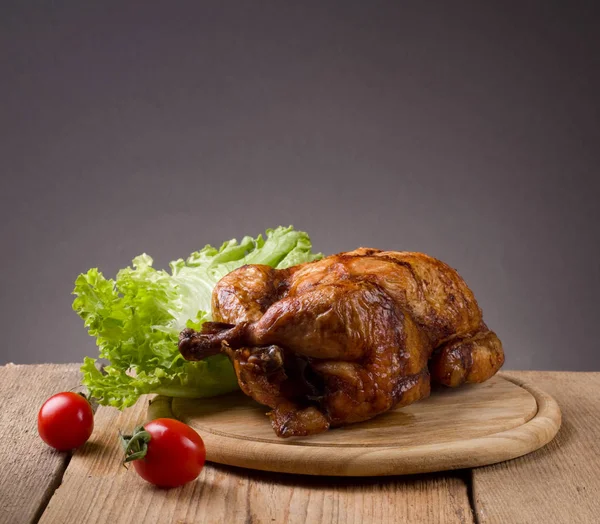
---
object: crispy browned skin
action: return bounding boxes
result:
[179,248,504,437]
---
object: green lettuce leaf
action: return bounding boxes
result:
[73,226,322,409]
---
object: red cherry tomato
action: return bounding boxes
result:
[38,392,94,451]
[121,418,206,488]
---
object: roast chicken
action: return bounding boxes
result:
[179,248,504,437]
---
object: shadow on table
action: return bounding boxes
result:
[208,461,472,489]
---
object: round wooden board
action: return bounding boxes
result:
[148,373,561,476]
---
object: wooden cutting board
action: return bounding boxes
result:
[148,373,561,477]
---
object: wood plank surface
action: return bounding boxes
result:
[168,374,560,476]
[472,371,600,524]
[39,393,474,524]
[0,363,81,524]
[6,365,597,523]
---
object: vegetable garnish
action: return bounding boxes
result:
[120,418,206,488]
[38,392,94,450]
[73,226,322,409]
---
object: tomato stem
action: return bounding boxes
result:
[68,386,90,400]
[120,425,151,463]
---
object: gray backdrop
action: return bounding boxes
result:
[1,2,598,370]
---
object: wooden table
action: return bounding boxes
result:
[1,364,598,524]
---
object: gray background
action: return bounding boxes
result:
[1,2,598,370]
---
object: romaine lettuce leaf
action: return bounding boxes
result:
[73,226,322,409]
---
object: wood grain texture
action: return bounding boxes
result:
[0,363,81,524]
[162,374,560,476]
[473,371,600,524]
[39,393,474,524]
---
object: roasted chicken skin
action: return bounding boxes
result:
[179,248,504,437]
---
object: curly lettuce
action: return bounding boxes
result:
[73,226,322,409]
